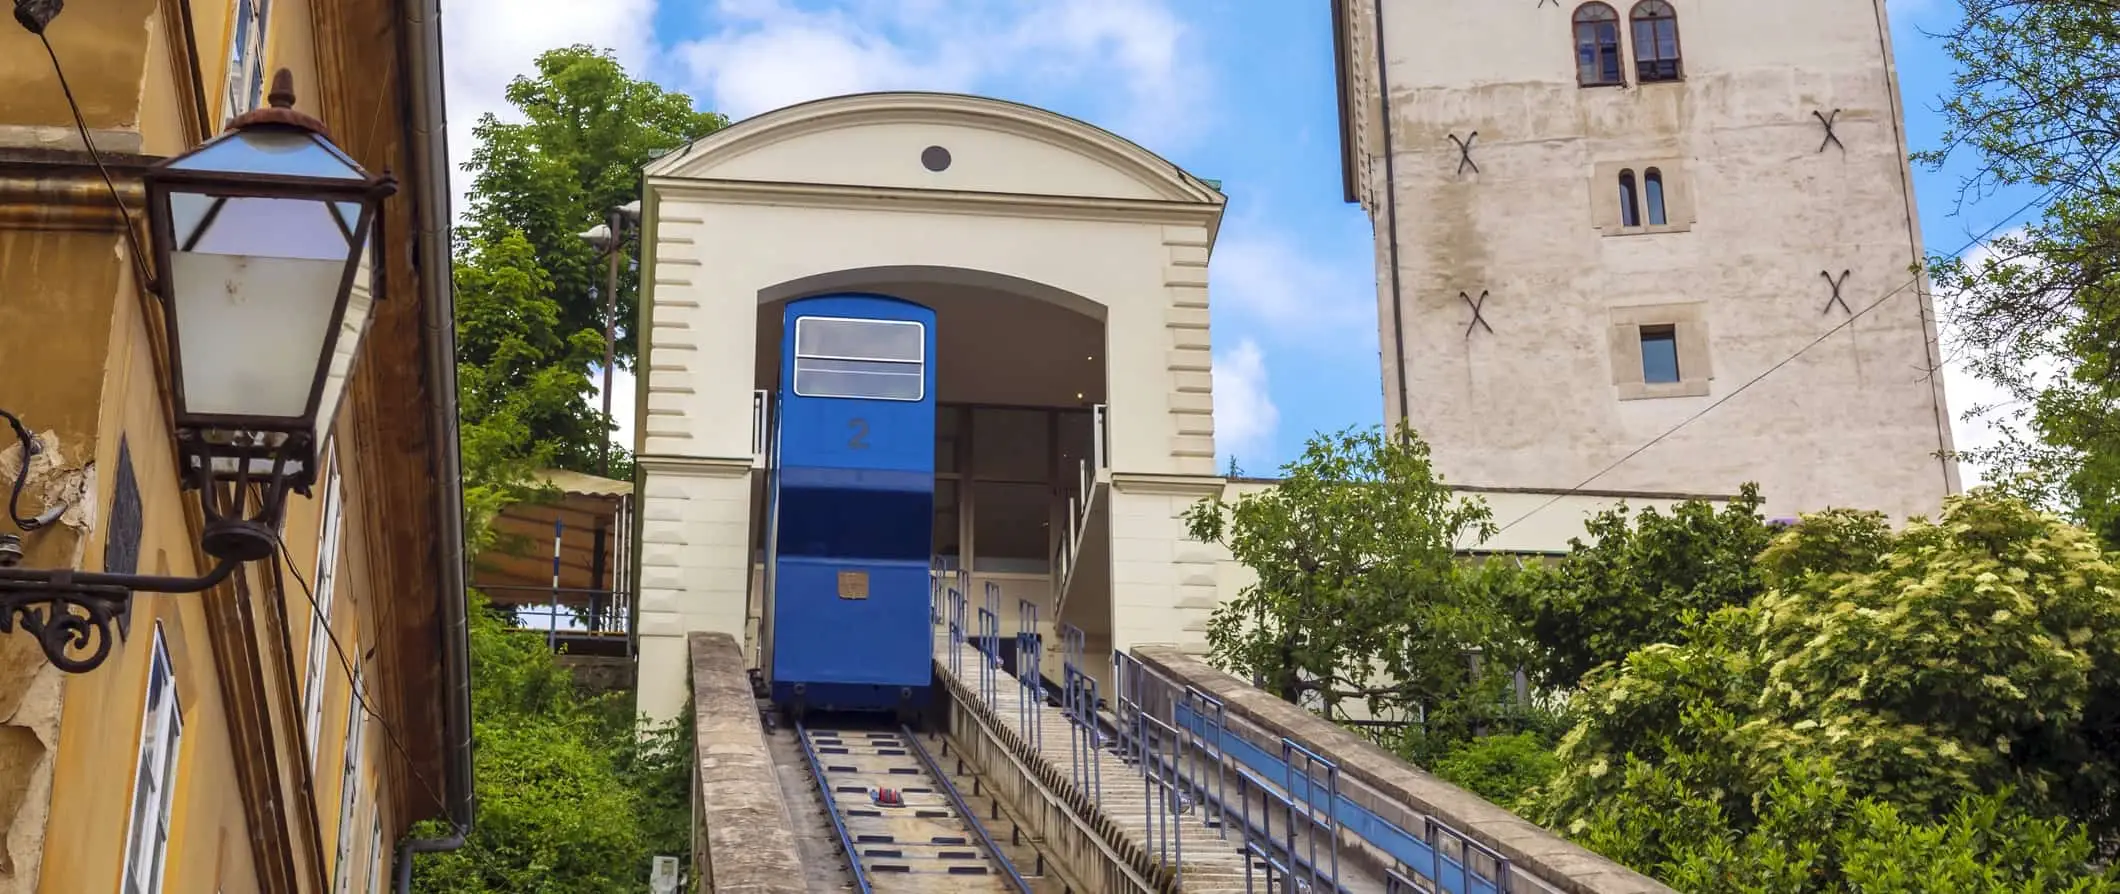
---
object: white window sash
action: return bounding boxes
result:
[119,626,184,894]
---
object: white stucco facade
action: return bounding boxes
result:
[628,93,1229,721]
[1330,0,1960,524]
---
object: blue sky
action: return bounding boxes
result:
[443,0,2041,479]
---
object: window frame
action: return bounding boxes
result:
[221,0,272,124]
[1593,159,1693,235]
[1630,0,1684,83]
[303,447,345,763]
[1617,169,1642,228]
[789,315,927,402]
[1638,324,1681,384]
[331,670,367,893]
[1572,2,1626,88]
[1608,303,1712,400]
[119,625,184,894]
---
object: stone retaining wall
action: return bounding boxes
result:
[688,632,807,894]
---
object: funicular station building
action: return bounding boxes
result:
[631,92,1679,894]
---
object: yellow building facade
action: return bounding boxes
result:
[0,0,469,891]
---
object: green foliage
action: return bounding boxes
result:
[1430,731,1560,811]
[455,229,598,546]
[1507,484,1776,690]
[1561,755,2120,893]
[429,47,714,888]
[461,45,727,376]
[413,593,675,892]
[1185,424,1526,756]
[1534,490,2120,882]
[1919,0,2120,550]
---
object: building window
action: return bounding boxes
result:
[1644,168,1668,225]
[1631,0,1683,82]
[1639,325,1681,384]
[1573,3,1624,87]
[304,451,345,763]
[367,816,384,894]
[120,626,184,894]
[1617,170,1642,227]
[222,0,272,124]
[332,672,367,893]
[790,316,926,401]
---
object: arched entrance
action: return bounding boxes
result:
[629,92,1225,722]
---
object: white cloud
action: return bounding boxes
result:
[1209,220,1376,339]
[672,0,1206,148]
[1213,338,1279,474]
[437,0,662,220]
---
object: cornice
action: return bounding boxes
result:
[649,176,1224,237]
[635,454,756,478]
[1110,472,1228,498]
[0,148,152,232]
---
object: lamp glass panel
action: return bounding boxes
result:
[312,234,377,443]
[167,191,355,418]
[165,129,366,181]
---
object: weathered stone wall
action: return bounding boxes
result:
[687,632,805,894]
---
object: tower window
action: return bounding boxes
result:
[1631,0,1682,82]
[1640,325,1680,384]
[1644,168,1667,225]
[1618,169,1642,228]
[1573,3,1624,87]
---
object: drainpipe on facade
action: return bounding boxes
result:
[1366,0,1410,429]
[393,0,478,885]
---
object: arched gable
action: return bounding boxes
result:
[646,92,1225,205]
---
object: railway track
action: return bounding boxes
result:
[794,719,1036,894]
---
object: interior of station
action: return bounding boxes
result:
[746,277,1118,689]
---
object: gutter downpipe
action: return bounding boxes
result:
[1369,0,1410,429]
[393,0,478,884]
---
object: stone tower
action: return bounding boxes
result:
[1329,0,1959,521]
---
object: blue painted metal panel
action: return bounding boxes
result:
[776,294,936,480]
[1174,705,1502,894]
[767,294,939,712]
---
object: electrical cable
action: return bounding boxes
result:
[1489,152,2111,541]
[273,529,459,829]
[32,30,156,292]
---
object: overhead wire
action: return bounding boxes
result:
[273,529,459,829]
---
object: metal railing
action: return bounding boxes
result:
[1049,403,1111,625]
[751,389,771,459]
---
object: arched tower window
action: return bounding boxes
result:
[1644,168,1667,225]
[1631,0,1682,82]
[1618,169,1642,227]
[1573,3,1624,87]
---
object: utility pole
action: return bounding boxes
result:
[579,200,640,478]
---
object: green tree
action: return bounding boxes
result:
[1921,0,2120,549]
[1183,424,1525,757]
[460,45,727,380]
[1535,491,2120,865]
[455,228,605,535]
[457,46,725,478]
[410,592,652,893]
[1507,484,1775,691]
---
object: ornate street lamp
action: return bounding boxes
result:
[0,69,394,673]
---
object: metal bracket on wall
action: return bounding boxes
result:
[1813,109,1845,153]
[1462,290,1494,338]
[1448,132,1480,176]
[1820,269,1852,315]
[1539,0,1559,7]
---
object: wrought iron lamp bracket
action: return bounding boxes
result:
[1,409,299,673]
